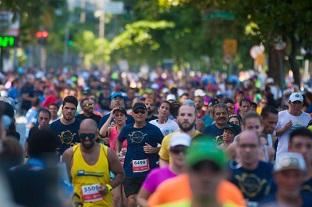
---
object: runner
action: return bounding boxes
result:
[137,132,191,206]
[229,130,273,206]
[288,128,312,193]
[77,97,102,124]
[49,96,81,155]
[159,101,201,167]
[118,102,163,207]
[260,153,312,207]
[203,103,229,138]
[28,108,51,137]
[148,138,245,206]
[62,119,125,207]
[276,92,311,156]
[149,101,179,136]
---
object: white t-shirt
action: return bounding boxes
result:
[276,110,311,156]
[149,119,179,136]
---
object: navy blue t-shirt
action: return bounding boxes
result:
[118,123,163,177]
[49,119,81,155]
[203,124,224,138]
[229,161,274,203]
[259,192,312,207]
[98,113,134,129]
[302,178,312,194]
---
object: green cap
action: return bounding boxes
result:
[186,139,228,169]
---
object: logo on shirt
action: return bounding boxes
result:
[59,130,76,145]
[128,131,147,144]
[235,173,270,198]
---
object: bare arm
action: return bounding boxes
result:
[137,187,152,207]
[61,148,74,182]
[159,159,169,168]
[99,113,114,137]
[276,121,292,137]
[107,148,125,189]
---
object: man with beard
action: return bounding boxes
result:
[159,101,201,167]
[145,97,157,122]
[203,103,230,138]
[229,130,274,206]
[63,119,124,207]
[50,96,81,155]
[77,97,102,124]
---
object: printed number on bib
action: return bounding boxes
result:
[81,184,103,202]
[132,159,150,173]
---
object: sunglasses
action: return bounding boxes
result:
[170,147,187,155]
[134,109,146,114]
[191,160,221,172]
[79,133,96,140]
[292,101,302,104]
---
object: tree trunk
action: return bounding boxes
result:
[289,33,301,87]
[268,44,281,86]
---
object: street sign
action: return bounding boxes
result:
[223,39,237,57]
[104,2,124,14]
[203,11,235,21]
[0,36,15,47]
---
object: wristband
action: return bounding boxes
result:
[105,184,113,192]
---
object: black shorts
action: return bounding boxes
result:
[123,176,146,197]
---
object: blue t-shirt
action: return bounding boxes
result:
[98,113,134,129]
[49,119,81,155]
[203,124,224,138]
[118,123,163,177]
[259,192,312,207]
[229,161,273,203]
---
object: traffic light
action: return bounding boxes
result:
[67,33,74,47]
[36,31,48,45]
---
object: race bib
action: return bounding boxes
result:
[81,184,103,202]
[132,159,150,173]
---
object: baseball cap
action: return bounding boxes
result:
[113,107,127,115]
[224,123,241,136]
[274,152,306,173]
[132,102,147,112]
[169,132,191,148]
[289,92,303,103]
[194,89,206,97]
[186,138,228,169]
[111,92,124,99]
[166,94,176,101]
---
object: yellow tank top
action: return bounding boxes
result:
[71,144,112,207]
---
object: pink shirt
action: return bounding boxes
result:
[109,126,127,152]
[142,166,176,194]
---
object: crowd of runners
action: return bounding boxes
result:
[0,67,312,207]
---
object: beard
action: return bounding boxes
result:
[81,140,95,149]
[178,121,195,132]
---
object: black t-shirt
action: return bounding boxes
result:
[76,113,102,124]
[229,161,274,203]
[203,124,224,138]
[49,119,81,155]
[118,123,163,177]
[302,177,312,194]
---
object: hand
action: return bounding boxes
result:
[284,121,293,131]
[98,185,109,196]
[144,143,156,154]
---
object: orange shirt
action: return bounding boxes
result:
[148,174,246,207]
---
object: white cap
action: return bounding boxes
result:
[289,92,303,103]
[274,152,306,173]
[169,132,191,148]
[194,89,206,97]
[166,94,176,101]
